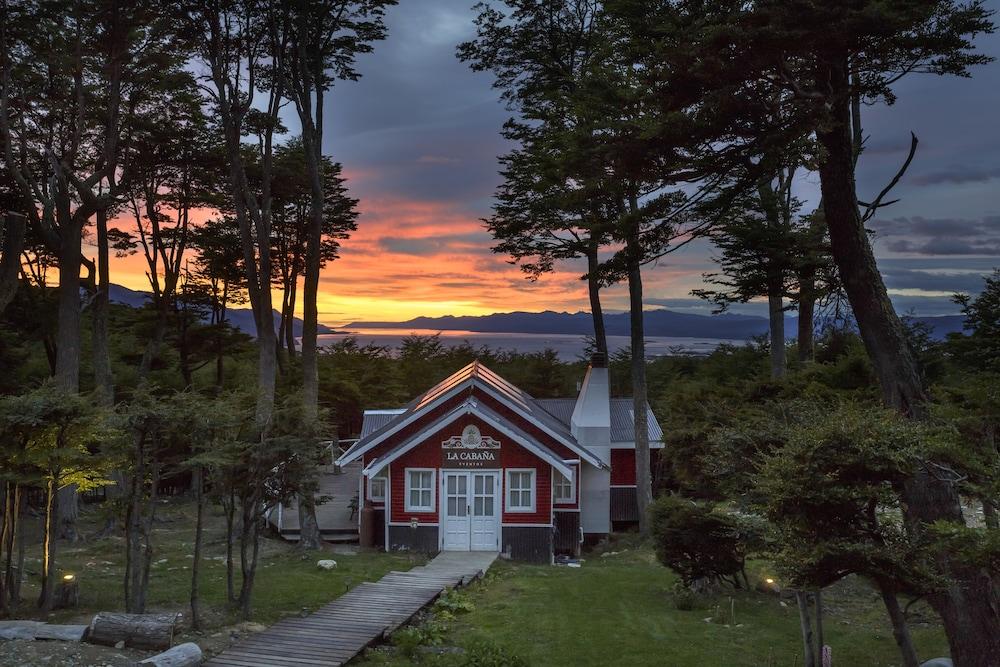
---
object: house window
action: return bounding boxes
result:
[553,470,574,504]
[369,472,386,503]
[405,469,435,512]
[506,469,535,512]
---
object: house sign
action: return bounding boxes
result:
[441,425,500,468]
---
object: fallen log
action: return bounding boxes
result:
[85,612,178,650]
[138,642,203,667]
[0,620,87,642]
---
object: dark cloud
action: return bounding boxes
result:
[377,231,492,256]
[881,266,995,293]
[874,215,1000,256]
[912,164,1000,186]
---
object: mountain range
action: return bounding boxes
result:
[346,309,967,341]
[108,284,333,338]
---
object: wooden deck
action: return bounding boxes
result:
[204,551,498,667]
[269,462,361,543]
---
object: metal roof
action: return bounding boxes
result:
[339,361,604,469]
[359,409,405,439]
[535,398,664,443]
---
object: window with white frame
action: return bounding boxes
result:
[368,472,386,503]
[506,469,535,512]
[405,469,435,512]
[553,470,574,503]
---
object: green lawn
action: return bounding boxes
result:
[14,497,424,629]
[11,501,950,666]
[361,545,949,667]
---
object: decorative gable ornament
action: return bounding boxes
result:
[442,425,500,468]
[442,425,500,450]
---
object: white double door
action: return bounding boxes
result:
[441,471,500,552]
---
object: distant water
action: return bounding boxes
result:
[318,327,743,361]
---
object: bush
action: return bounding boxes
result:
[392,627,425,660]
[671,583,697,611]
[649,495,756,587]
[435,590,475,614]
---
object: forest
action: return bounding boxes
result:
[0,1,998,667]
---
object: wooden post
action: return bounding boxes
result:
[54,574,79,609]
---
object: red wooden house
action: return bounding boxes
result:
[336,355,663,563]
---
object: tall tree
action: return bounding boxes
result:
[284,0,391,551]
[270,138,358,360]
[459,0,615,360]
[285,0,392,416]
[111,83,216,379]
[611,0,998,662]
[193,0,289,433]
[1,0,187,541]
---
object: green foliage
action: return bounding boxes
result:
[649,495,758,587]
[461,641,528,667]
[434,590,475,615]
[392,627,426,660]
[755,401,934,591]
[670,582,697,611]
[0,383,114,491]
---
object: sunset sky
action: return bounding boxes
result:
[96,1,1000,327]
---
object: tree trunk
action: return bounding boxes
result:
[797,273,816,363]
[300,138,323,424]
[0,483,12,614]
[814,589,825,661]
[284,276,298,357]
[816,53,1000,667]
[982,498,998,529]
[876,582,920,667]
[57,485,79,543]
[190,467,204,630]
[0,212,26,314]
[55,220,83,393]
[86,612,177,650]
[92,208,115,406]
[586,238,609,360]
[626,222,651,535]
[767,279,786,378]
[37,476,59,612]
[297,491,322,551]
[138,642,203,667]
[795,591,816,667]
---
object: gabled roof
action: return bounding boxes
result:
[337,361,605,469]
[535,398,665,443]
[361,397,574,480]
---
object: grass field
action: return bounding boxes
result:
[8,500,950,666]
[360,542,949,667]
[12,497,423,630]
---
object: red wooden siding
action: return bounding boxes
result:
[386,414,553,526]
[610,448,660,486]
[611,448,635,486]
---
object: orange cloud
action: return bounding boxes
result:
[95,196,700,326]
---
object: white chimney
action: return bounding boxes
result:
[570,353,611,451]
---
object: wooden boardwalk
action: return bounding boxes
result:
[204,552,498,667]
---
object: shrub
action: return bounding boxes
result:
[649,495,755,587]
[462,641,528,667]
[392,627,425,660]
[671,583,697,611]
[435,590,475,614]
